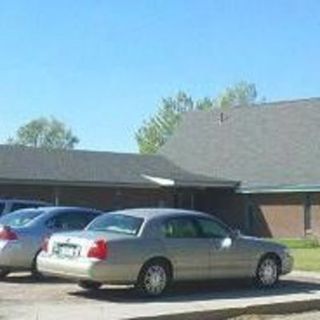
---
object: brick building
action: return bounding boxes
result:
[1,97,320,238]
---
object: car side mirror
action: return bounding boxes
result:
[221,237,232,249]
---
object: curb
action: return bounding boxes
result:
[131,298,320,320]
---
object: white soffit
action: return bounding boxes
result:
[141,174,175,186]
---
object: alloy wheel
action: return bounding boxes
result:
[142,264,168,296]
[257,258,279,287]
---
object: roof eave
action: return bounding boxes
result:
[0,178,238,189]
[237,184,320,194]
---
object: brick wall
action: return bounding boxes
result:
[0,184,54,203]
[310,193,320,236]
[0,184,175,211]
[2,183,320,238]
[187,188,247,231]
[248,194,305,238]
[57,186,175,210]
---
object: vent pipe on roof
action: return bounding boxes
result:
[219,112,224,125]
[218,112,229,125]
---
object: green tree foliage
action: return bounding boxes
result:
[136,81,260,154]
[135,92,215,154]
[8,117,79,150]
[216,81,257,109]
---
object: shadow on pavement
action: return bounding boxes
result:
[2,273,72,284]
[69,278,320,304]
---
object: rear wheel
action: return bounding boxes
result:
[255,256,279,288]
[137,259,171,297]
[0,268,10,279]
[78,280,102,290]
[31,251,44,280]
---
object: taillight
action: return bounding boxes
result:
[41,237,50,252]
[87,239,108,260]
[0,226,18,241]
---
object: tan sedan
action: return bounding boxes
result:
[37,208,293,296]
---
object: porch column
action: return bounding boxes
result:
[304,193,312,236]
[53,187,60,206]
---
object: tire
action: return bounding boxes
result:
[78,280,102,290]
[0,268,10,279]
[31,251,44,280]
[137,259,171,297]
[255,255,280,288]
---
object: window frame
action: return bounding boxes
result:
[161,216,202,239]
[86,213,144,236]
[194,217,231,239]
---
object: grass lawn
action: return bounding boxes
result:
[273,238,320,272]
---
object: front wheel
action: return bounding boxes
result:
[255,256,279,288]
[137,261,171,297]
[78,280,102,290]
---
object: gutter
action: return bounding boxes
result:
[237,184,320,194]
[0,177,237,190]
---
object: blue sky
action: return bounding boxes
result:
[0,1,319,152]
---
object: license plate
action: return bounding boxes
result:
[55,244,79,258]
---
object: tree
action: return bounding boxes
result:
[135,92,215,154]
[136,81,260,154]
[215,81,257,109]
[8,117,79,150]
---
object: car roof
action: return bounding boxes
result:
[12,206,102,214]
[42,206,102,212]
[107,208,213,220]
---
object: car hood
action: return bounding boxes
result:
[237,234,287,251]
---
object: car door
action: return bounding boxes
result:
[160,216,211,280]
[195,217,254,278]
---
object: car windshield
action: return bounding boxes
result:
[87,214,144,235]
[0,209,44,227]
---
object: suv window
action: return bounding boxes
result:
[47,211,98,230]
[162,217,200,238]
[196,218,230,239]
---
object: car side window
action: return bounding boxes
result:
[47,211,95,230]
[196,218,230,239]
[162,217,200,238]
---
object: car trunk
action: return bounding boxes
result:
[48,231,134,259]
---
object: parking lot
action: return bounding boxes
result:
[1,273,320,320]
